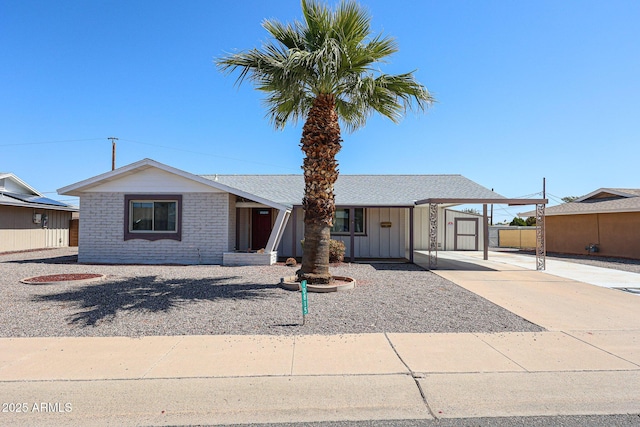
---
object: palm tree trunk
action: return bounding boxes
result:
[297,93,342,284]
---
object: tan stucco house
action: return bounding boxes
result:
[522,188,640,259]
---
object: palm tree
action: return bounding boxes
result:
[217,0,434,284]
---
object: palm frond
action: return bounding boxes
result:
[216,0,434,131]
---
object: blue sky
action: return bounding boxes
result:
[1,0,638,222]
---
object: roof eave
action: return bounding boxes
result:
[0,173,43,196]
[58,159,290,212]
[0,199,78,212]
[574,188,636,202]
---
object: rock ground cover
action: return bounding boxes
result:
[0,248,543,337]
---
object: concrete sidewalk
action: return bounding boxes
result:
[1,253,639,426]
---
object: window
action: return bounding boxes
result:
[331,208,365,235]
[131,201,177,231]
[124,195,182,241]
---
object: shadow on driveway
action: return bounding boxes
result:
[33,275,279,327]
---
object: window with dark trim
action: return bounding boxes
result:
[331,208,365,235]
[124,195,182,241]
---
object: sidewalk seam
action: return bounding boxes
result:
[473,333,530,372]
[290,336,296,376]
[384,332,437,420]
[561,331,640,369]
[140,336,185,379]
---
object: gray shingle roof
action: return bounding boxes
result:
[542,198,640,216]
[201,174,504,207]
[522,188,640,216]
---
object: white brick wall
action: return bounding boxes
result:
[222,251,277,266]
[228,195,236,251]
[78,192,231,264]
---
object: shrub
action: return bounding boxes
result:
[509,217,526,226]
[329,239,346,263]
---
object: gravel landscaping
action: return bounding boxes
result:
[0,248,544,338]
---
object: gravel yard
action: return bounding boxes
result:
[0,248,543,337]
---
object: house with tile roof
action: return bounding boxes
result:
[58,158,511,266]
[521,188,640,259]
[1,173,78,252]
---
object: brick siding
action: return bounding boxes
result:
[78,192,232,264]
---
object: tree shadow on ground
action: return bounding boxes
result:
[367,262,425,271]
[6,254,79,264]
[33,275,279,327]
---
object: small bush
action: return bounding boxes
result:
[329,239,345,263]
[300,239,346,263]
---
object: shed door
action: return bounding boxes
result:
[454,218,478,250]
[251,208,272,250]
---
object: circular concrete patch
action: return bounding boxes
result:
[21,273,106,285]
[280,275,356,292]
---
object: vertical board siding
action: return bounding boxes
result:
[278,206,304,257]
[0,205,71,252]
[278,207,406,259]
[236,208,251,251]
[228,195,236,252]
[414,206,446,250]
[45,210,71,247]
[414,208,484,251]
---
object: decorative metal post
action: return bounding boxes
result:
[535,203,546,270]
[428,203,438,269]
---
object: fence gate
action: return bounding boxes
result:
[454,218,478,250]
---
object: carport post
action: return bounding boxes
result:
[536,203,546,270]
[409,206,414,263]
[483,204,489,260]
[349,207,355,263]
[428,203,438,269]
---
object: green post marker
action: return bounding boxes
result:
[300,280,308,324]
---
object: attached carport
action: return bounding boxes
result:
[414,197,548,270]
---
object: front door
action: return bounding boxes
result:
[454,218,479,250]
[251,208,272,250]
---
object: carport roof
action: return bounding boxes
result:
[416,197,547,206]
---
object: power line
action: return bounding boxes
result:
[2,136,299,172]
[120,138,299,172]
[0,138,104,147]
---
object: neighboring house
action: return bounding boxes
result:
[58,158,507,265]
[521,188,640,259]
[1,173,78,252]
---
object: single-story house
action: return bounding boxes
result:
[522,188,640,259]
[58,158,542,266]
[1,173,78,252]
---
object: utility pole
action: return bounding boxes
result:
[108,137,118,170]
